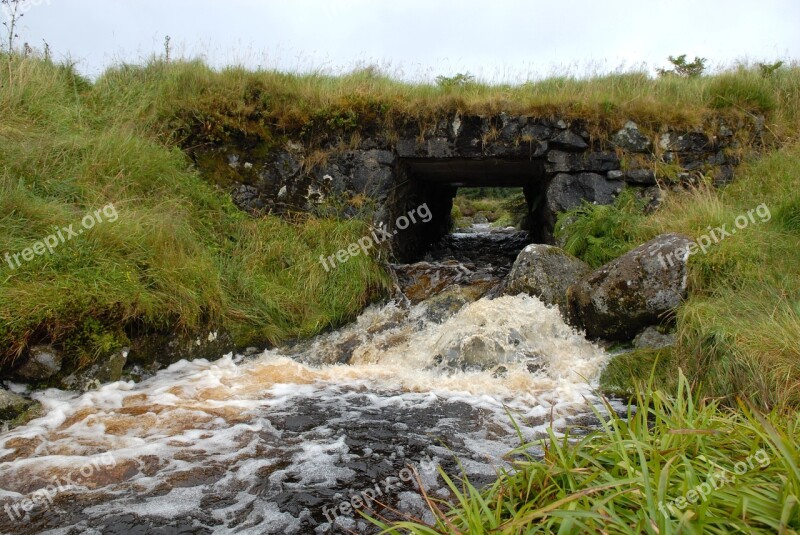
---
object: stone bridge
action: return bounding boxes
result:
[198,113,754,260]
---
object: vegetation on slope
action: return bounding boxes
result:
[0,54,389,371]
[87,58,800,149]
[555,142,800,409]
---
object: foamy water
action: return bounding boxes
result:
[0,295,615,534]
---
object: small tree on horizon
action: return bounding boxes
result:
[657,54,707,78]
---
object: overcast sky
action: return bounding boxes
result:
[11,0,800,81]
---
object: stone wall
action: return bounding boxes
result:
[194,113,759,259]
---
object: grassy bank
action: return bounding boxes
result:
[554,141,800,409]
[0,54,390,370]
[87,58,800,146]
[375,375,800,534]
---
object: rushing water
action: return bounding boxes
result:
[0,226,618,534]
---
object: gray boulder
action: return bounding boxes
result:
[504,244,591,314]
[612,121,652,153]
[568,233,692,340]
[15,344,63,381]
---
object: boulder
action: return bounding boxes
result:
[14,344,63,381]
[550,130,589,151]
[612,121,652,153]
[504,244,591,314]
[0,389,34,421]
[568,233,692,340]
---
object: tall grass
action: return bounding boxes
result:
[374,374,800,534]
[0,54,390,369]
[89,58,800,144]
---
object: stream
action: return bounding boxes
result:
[0,226,619,534]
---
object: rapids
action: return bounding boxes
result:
[0,226,619,534]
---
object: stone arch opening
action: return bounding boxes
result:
[386,157,550,262]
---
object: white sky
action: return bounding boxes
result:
[10,0,800,81]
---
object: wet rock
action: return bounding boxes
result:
[568,233,692,340]
[549,130,589,151]
[126,329,236,372]
[392,261,476,304]
[504,244,591,314]
[612,121,652,153]
[60,350,128,391]
[0,389,34,421]
[634,326,676,350]
[14,344,63,381]
[422,287,480,324]
[473,213,489,224]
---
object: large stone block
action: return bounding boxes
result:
[568,233,692,340]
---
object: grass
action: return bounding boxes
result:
[554,141,800,409]
[87,58,800,151]
[0,53,390,371]
[374,374,800,534]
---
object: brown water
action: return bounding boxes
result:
[0,226,618,534]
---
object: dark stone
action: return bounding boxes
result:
[568,233,692,340]
[550,130,589,151]
[454,115,486,157]
[626,169,657,185]
[713,165,735,186]
[498,113,524,142]
[544,172,624,223]
[396,138,418,157]
[546,151,619,173]
[634,326,676,350]
[659,132,710,152]
[612,121,652,153]
[126,329,236,373]
[14,344,63,381]
[426,137,455,158]
[60,350,128,391]
[231,184,266,212]
[275,151,302,180]
[520,123,553,141]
